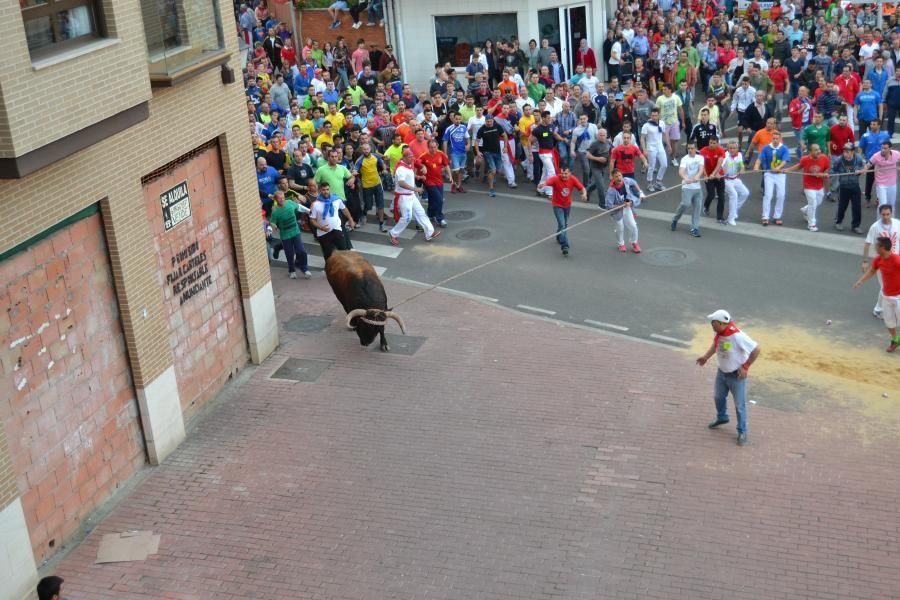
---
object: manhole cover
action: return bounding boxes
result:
[369,335,427,355]
[270,358,334,382]
[640,247,695,267]
[444,210,476,222]
[283,314,334,333]
[456,228,491,241]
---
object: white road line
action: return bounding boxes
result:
[584,319,629,332]
[649,333,691,346]
[301,234,403,258]
[272,254,386,276]
[516,304,557,316]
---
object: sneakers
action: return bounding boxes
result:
[359,215,367,227]
[329,21,340,29]
[352,21,362,29]
[425,230,442,242]
[853,227,863,234]
[690,228,702,237]
[761,218,769,226]
[670,218,678,231]
[808,224,819,232]
[508,182,518,188]
[736,433,749,446]
[834,222,844,231]
[450,184,458,193]
[303,270,312,279]
[703,208,711,217]
[671,158,679,167]
[457,185,466,193]
[439,219,448,227]
[489,189,496,197]
[708,418,729,428]
[289,271,298,279]
[379,222,388,233]
[887,340,899,353]
[874,308,883,319]
[561,246,569,256]
[774,219,783,226]
[631,242,642,254]
[726,220,737,226]
[617,244,627,252]
[389,234,400,246]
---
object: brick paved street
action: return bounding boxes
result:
[49,273,900,600]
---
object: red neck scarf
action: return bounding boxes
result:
[714,322,741,346]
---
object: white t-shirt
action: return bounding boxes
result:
[859,42,880,61]
[866,217,900,253]
[309,197,347,237]
[715,329,758,373]
[641,120,667,150]
[468,115,486,147]
[680,154,705,190]
[610,41,622,65]
[580,75,600,97]
[395,163,416,196]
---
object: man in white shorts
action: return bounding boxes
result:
[389,148,442,246]
[862,204,900,319]
[640,108,672,192]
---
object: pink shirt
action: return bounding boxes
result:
[870,150,900,186]
[351,49,370,75]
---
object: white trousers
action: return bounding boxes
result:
[875,271,884,313]
[647,146,667,184]
[846,105,855,134]
[500,140,517,185]
[762,172,786,220]
[390,193,434,238]
[612,206,639,245]
[802,188,824,227]
[725,178,749,222]
[876,184,897,210]
[538,152,556,196]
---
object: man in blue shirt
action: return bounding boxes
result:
[867,56,890,99]
[855,79,882,134]
[257,157,281,215]
[442,111,470,193]
[754,130,791,226]
[858,120,891,206]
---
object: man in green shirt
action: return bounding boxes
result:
[314,148,356,200]
[383,133,406,171]
[345,76,366,105]
[801,112,830,155]
[269,191,310,279]
[683,37,700,70]
[527,73,546,104]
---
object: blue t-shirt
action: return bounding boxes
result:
[759,143,791,171]
[855,90,881,121]
[859,131,891,160]
[442,123,469,155]
[257,166,280,197]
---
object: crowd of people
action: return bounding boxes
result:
[239,0,899,350]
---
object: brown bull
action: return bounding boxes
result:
[324,250,406,351]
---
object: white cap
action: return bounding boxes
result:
[706,309,731,323]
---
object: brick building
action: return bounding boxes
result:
[0,1,278,597]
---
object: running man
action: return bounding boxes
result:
[640,108,672,192]
[605,169,645,253]
[862,205,900,319]
[442,111,470,193]
[540,167,588,256]
[655,83,684,165]
[868,141,900,210]
[787,143,831,232]
[530,110,560,199]
[475,114,507,198]
[389,148,442,245]
[671,141,706,237]
[700,136,727,223]
[721,141,750,226]
[854,237,900,352]
[754,129,791,226]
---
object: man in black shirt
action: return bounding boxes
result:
[531,111,562,197]
[784,46,805,98]
[689,108,718,149]
[475,114,506,197]
[286,149,315,197]
[358,65,379,99]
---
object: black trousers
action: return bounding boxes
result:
[835,186,862,229]
[704,178,726,220]
[349,0,369,23]
[317,229,350,260]
[865,170,875,201]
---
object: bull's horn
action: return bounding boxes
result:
[384,311,407,334]
[346,308,368,329]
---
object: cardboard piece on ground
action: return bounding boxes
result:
[95,530,160,563]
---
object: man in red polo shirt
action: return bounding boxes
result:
[700,136,727,223]
[416,139,452,227]
[539,167,588,256]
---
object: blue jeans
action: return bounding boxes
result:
[714,370,748,434]
[553,205,570,248]
[282,234,308,273]
[424,185,444,220]
[556,141,571,169]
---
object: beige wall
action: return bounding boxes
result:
[0,0,152,158]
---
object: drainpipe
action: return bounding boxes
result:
[387,0,408,83]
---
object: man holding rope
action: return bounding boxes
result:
[786,143,831,232]
[605,169,645,254]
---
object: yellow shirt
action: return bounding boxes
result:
[292,118,315,138]
[518,114,536,146]
[315,132,334,149]
[325,112,346,132]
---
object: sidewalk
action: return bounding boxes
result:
[48,272,900,600]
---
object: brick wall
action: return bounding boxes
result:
[0,213,146,563]
[299,9,387,49]
[142,145,249,420]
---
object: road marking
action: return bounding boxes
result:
[516,304,557,316]
[272,254,386,276]
[392,277,499,302]
[584,319,629,332]
[301,234,403,258]
[649,333,691,346]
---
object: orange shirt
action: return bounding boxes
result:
[498,80,518,96]
[750,129,775,153]
[396,122,416,144]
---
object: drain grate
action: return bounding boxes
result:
[456,228,491,241]
[640,247,695,267]
[444,210,477,222]
[370,335,427,355]
[270,358,334,382]
[283,314,334,333]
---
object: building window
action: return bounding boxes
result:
[434,13,518,68]
[143,0,227,85]
[21,0,100,56]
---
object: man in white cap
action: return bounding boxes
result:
[695,309,761,446]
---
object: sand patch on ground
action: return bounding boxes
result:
[412,244,473,259]
[686,324,900,426]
